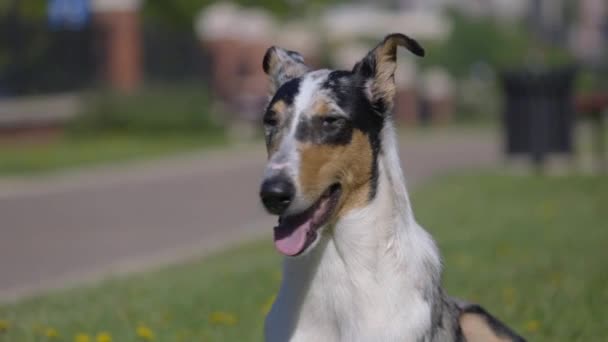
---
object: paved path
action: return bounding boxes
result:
[0,130,498,301]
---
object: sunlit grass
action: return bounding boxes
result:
[0,172,606,341]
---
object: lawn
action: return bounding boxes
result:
[0,133,226,176]
[0,173,606,341]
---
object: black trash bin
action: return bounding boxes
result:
[500,66,577,170]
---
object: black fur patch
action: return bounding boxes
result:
[352,55,376,80]
[262,47,276,75]
[295,116,353,145]
[268,77,301,107]
[263,78,301,148]
[321,70,384,200]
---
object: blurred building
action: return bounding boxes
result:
[195,3,276,124]
[92,0,143,93]
[195,3,323,130]
[321,4,455,123]
[192,2,457,125]
[1,0,606,139]
[396,0,528,20]
[322,4,451,43]
[570,0,607,65]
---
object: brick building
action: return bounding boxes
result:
[92,0,143,92]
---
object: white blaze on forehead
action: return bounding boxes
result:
[291,70,330,134]
[264,70,332,215]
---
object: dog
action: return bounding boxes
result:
[258,33,526,342]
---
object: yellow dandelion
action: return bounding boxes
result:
[75,333,91,342]
[0,319,9,332]
[209,311,237,326]
[136,324,155,340]
[261,294,277,315]
[524,319,540,333]
[96,331,113,342]
[45,327,60,339]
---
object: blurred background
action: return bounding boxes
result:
[0,0,606,144]
[0,0,606,341]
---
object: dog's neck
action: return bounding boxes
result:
[266,121,443,342]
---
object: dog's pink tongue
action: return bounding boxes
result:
[274,220,311,256]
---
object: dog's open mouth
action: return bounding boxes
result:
[273,184,341,256]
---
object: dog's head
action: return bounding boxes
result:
[259,33,424,257]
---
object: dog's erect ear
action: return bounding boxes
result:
[352,33,424,115]
[263,46,309,94]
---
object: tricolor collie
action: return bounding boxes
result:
[259,33,526,342]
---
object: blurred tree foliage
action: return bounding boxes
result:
[143,0,341,30]
[71,84,225,135]
[0,0,46,20]
[0,0,50,92]
[420,13,574,78]
[0,0,341,29]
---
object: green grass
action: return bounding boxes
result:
[1,173,607,341]
[0,133,226,176]
[416,173,608,341]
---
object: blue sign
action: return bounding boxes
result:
[48,0,90,30]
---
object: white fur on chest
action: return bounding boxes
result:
[265,153,440,342]
[269,241,433,342]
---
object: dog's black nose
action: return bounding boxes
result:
[260,176,295,215]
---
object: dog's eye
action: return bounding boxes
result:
[263,116,278,128]
[321,116,345,128]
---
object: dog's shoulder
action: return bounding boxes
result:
[457,303,527,342]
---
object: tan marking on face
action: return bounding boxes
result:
[271,100,287,115]
[310,98,333,117]
[298,130,373,220]
[460,313,514,342]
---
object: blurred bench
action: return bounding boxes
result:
[0,93,82,143]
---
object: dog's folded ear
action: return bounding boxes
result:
[352,33,424,116]
[263,46,309,95]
